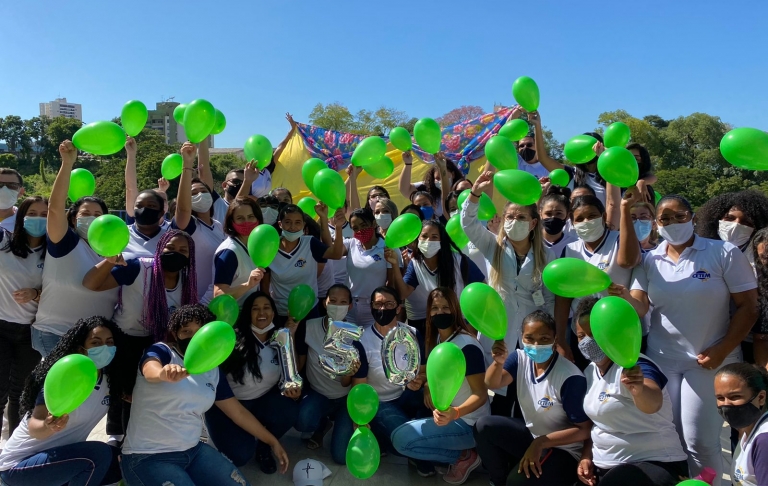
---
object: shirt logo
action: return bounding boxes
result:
[537,396,554,409]
[598,391,611,402]
[734,466,744,482]
[206,383,215,393]
[597,260,608,270]
[692,268,711,282]
[372,254,382,262]
[37,262,44,269]
[271,357,279,366]
[102,395,111,406]
[295,258,307,268]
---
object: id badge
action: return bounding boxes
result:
[532,289,545,306]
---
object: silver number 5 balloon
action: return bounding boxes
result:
[381,325,420,386]
[269,328,303,394]
[319,319,364,378]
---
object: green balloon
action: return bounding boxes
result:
[364,156,395,179]
[243,134,273,170]
[542,258,611,298]
[457,189,496,221]
[298,197,318,219]
[184,320,236,375]
[720,127,768,171]
[183,99,216,144]
[597,147,639,188]
[427,342,466,411]
[313,168,346,210]
[301,158,327,193]
[173,104,187,125]
[549,169,570,187]
[44,354,98,417]
[603,122,631,148]
[389,126,412,151]
[247,224,279,268]
[208,294,239,326]
[346,427,380,479]
[384,213,422,249]
[459,283,507,340]
[68,168,95,202]
[414,118,441,154]
[493,169,542,206]
[288,284,315,320]
[87,214,130,257]
[485,135,518,170]
[654,191,663,205]
[210,109,226,135]
[564,135,598,164]
[161,153,183,180]
[676,481,709,486]
[351,136,387,167]
[121,100,148,137]
[347,383,379,425]
[446,214,469,248]
[72,121,126,156]
[590,296,641,368]
[498,119,529,142]
[512,76,540,112]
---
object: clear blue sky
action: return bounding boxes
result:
[2,0,767,148]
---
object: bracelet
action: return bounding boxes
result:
[182,167,194,172]
[470,191,482,198]
[453,406,461,419]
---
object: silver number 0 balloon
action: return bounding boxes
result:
[381,325,420,386]
[269,328,303,394]
[319,319,364,378]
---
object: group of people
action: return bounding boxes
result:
[0,107,767,486]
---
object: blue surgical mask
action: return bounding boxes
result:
[523,343,554,364]
[420,206,434,220]
[87,345,116,369]
[282,229,303,242]
[23,216,47,237]
[633,220,652,241]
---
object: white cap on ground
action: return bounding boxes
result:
[293,458,332,486]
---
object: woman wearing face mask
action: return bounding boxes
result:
[391,287,489,484]
[373,198,398,238]
[573,297,689,486]
[631,201,658,251]
[366,186,391,211]
[0,168,24,231]
[538,190,577,258]
[411,191,438,221]
[206,292,300,474]
[0,197,47,436]
[257,195,280,226]
[0,316,124,486]
[399,151,462,219]
[120,305,288,485]
[32,140,118,357]
[714,363,768,486]
[476,310,591,486]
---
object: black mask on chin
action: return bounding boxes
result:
[520,147,537,162]
[371,307,398,326]
[134,207,162,226]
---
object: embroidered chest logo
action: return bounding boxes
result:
[598,391,612,402]
[295,258,307,268]
[691,268,711,282]
[537,396,554,409]
[102,395,111,406]
[734,466,744,482]
[597,260,609,270]
[271,356,279,366]
[372,254,382,262]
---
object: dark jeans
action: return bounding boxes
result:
[106,334,154,436]
[295,388,354,464]
[371,388,426,454]
[204,386,299,466]
[0,320,40,434]
[474,415,579,486]
[0,442,121,486]
[595,460,688,486]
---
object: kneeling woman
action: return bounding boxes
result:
[120,305,289,486]
[0,316,123,485]
[475,310,591,486]
[207,292,301,474]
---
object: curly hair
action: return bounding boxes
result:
[19,316,125,418]
[695,190,768,244]
[222,291,277,384]
[752,228,768,335]
[166,304,215,343]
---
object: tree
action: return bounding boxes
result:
[309,102,414,135]
[308,103,356,132]
[436,105,485,126]
[0,153,17,170]
[0,116,29,155]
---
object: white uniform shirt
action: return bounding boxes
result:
[0,230,44,324]
[250,170,273,198]
[172,216,226,300]
[213,195,230,225]
[316,259,335,299]
[268,235,327,316]
[356,323,422,402]
[517,158,550,179]
[543,232,577,261]
[330,223,354,286]
[344,237,392,327]
[0,208,17,232]
[204,237,258,307]
[122,221,171,260]
[732,412,768,486]
[440,331,490,426]
[226,336,281,401]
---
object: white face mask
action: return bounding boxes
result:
[191,192,213,213]
[0,186,19,210]
[418,240,441,258]
[251,323,275,335]
[718,220,754,247]
[326,304,349,322]
[504,219,531,242]
[658,219,695,245]
[282,229,303,242]
[449,210,459,219]
[76,216,97,239]
[375,213,392,230]
[574,218,605,243]
[262,207,278,225]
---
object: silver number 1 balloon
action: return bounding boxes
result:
[269,328,303,394]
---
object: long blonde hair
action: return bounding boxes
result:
[489,202,547,295]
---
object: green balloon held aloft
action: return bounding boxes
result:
[603,122,631,148]
[183,99,216,144]
[457,189,496,221]
[247,224,279,268]
[676,481,710,486]
[184,321,236,375]
[288,284,315,320]
[564,135,598,163]
[346,427,381,479]
[72,121,126,156]
[210,109,227,135]
[297,197,318,219]
[351,136,387,167]
[68,168,95,202]
[161,153,183,180]
[243,134,273,170]
[301,158,327,193]
[485,135,518,170]
[597,147,639,188]
[493,170,542,206]
[414,118,441,154]
[446,214,469,248]
[720,127,768,171]
[121,100,148,137]
[549,169,570,187]
[542,258,611,298]
[590,296,641,369]
[427,342,466,411]
[44,354,98,417]
[498,119,530,142]
[512,76,540,112]
[347,383,379,425]
[312,169,346,210]
[208,294,239,326]
[384,213,422,249]
[460,283,507,341]
[173,104,187,125]
[389,126,412,151]
[87,214,130,257]
[364,156,395,179]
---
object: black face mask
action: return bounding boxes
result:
[520,147,537,162]
[717,395,763,429]
[542,217,567,236]
[176,337,192,354]
[134,207,162,226]
[371,307,398,326]
[225,182,243,198]
[432,313,455,330]
[160,251,190,272]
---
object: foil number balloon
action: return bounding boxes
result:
[381,325,420,386]
[319,320,364,378]
[269,328,303,395]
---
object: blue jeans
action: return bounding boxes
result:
[205,386,299,466]
[371,388,426,453]
[295,389,354,465]
[391,417,476,464]
[0,442,120,486]
[30,328,62,358]
[121,442,250,486]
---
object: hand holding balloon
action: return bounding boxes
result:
[246,268,265,289]
[159,363,189,383]
[620,365,645,396]
[44,413,70,433]
[433,407,458,426]
[491,340,508,365]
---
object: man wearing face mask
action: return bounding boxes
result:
[516,134,551,180]
[0,168,24,232]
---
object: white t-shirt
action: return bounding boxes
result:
[0,230,44,324]
[227,335,282,401]
[732,412,768,486]
[543,232,577,261]
[0,207,17,232]
[330,222,354,286]
[173,216,226,300]
[250,169,273,198]
[356,323,422,402]
[213,195,230,226]
[268,236,328,316]
[122,221,171,260]
[316,259,335,299]
[204,237,259,307]
[439,331,490,426]
[517,157,550,179]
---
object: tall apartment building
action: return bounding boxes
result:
[147,101,214,147]
[39,98,82,120]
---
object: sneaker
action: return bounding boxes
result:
[409,458,436,477]
[443,449,481,485]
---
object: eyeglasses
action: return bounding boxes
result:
[372,301,398,310]
[0,182,21,191]
[631,215,653,222]
[518,143,534,149]
[656,211,691,226]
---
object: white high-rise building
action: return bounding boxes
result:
[39,98,82,120]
